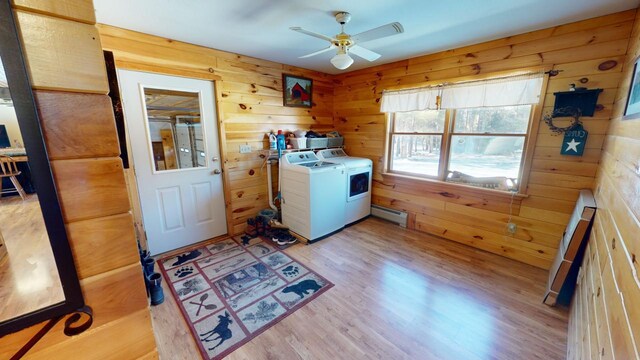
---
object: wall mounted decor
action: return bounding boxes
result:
[624,55,640,119]
[560,124,588,156]
[552,88,602,117]
[283,74,312,108]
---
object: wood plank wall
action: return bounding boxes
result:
[96,25,335,236]
[0,1,157,359]
[333,10,637,269]
[567,8,640,359]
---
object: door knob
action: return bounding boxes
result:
[213,169,221,174]
[212,157,219,162]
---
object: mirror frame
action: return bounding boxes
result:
[0,1,84,336]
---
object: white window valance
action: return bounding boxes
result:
[380,86,440,113]
[380,72,544,113]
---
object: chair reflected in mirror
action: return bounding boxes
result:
[0,154,27,200]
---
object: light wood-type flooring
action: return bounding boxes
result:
[151,217,568,359]
[0,194,64,322]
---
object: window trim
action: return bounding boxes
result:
[383,71,549,195]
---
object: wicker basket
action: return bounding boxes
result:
[306,137,328,149]
[327,137,344,147]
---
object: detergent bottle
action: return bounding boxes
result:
[268,132,277,150]
[276,130,286,157]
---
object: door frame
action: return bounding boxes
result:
[112,65,233,250]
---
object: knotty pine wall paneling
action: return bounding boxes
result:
[0,2,157,359]
[568,7,640,359]
[97,25,335,235]
[333,10,636,269]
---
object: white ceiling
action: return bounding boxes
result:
[94,0,640,74]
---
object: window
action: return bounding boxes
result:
[389,110,446,177]
[387,105,533,191]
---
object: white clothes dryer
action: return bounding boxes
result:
[316,149,372,225]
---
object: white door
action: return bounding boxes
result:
[118,70,227,255]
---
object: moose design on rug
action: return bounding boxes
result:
[200,311,234,351]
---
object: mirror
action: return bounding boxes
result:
[0,57,64,323]
[0,4,83,336]
[143,88,206,171]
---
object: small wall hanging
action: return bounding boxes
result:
[283,74,312,108]
[561,124,588,156]
[623,55,640,120]
[543,106,588,156]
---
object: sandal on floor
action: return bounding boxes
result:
[268,219,288,230]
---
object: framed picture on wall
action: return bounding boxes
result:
[283,74,312,108]
[623,55,640,120]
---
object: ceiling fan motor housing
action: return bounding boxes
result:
[334,33,353,49]
[335,12,351,25]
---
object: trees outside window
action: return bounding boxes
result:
[388,105,532,191]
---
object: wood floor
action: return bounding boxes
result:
[0,194,64,322]
[150,218,568,359]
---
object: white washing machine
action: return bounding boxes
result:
[317,149,372,225]
[280,151,347,242]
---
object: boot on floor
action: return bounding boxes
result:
[143,256,155,278]
[147,272,165,306]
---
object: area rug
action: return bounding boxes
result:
[158,236,334,359]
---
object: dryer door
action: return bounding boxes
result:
[348,167,371,202]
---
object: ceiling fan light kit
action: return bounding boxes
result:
[291,12,404,71]
[330,47,354,70]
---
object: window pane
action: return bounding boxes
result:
[390,135,442,177]
[394,110,446,133]
[447,135,524,180]
[143,88,205,171]
[454,105,531,134]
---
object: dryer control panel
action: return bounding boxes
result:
[317,148,347,158]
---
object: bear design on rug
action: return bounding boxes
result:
[282,279,321,299]
[200,311,233,351]
[172,250,202,267]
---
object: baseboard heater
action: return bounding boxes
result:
[371,205,408,228]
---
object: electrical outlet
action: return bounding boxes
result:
[239,144,252,153]
[507,222,517,234]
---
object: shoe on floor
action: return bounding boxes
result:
[271,229,297,245]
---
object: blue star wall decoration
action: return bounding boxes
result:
[561,124,588,156]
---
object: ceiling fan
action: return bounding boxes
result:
[290,12,404,70]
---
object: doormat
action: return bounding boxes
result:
[158,236,334,360]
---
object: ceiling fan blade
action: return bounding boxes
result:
[352,22,404,43]
[349,45,381,62]
[290,26,335,43]
[299,44,337,58]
